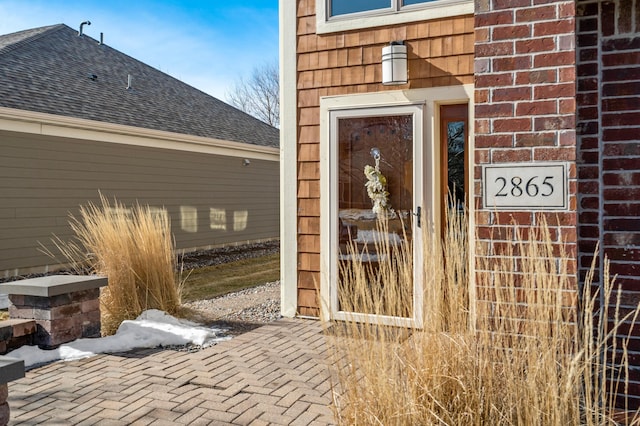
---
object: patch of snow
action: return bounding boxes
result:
[339,208,377,221]
[353,229,403,245]
[7,309,230,368]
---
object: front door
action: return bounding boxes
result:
[328,105,424,327]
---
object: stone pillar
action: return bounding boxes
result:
[0,356,25,426]
[0,384,8,426]
[0,275,107,348]
[9,288,101,347]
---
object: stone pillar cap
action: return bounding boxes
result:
[0,356,25,384]
[0,275,107,297]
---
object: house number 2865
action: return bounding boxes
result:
[494,176,554,198]
[483,163,567,210]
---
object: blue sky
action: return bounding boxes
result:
[0,0,279,100]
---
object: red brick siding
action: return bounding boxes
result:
[577,1,601,289]
[474,0,578,284]
[577,0,640,407]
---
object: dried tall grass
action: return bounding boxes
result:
[48,195,181,335]
[326,207,640,425]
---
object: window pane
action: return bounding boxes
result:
[447,121,465,208]
[337,114,413,317]
[402,0,437,5]
[330,0,390,16]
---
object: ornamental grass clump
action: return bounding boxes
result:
[326,207,640,425]
[49,194,181,335]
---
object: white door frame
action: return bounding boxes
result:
[319,86,474,327]
[327,104,425,328]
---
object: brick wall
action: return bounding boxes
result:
[577,0,640,407]
[473,0,578,307]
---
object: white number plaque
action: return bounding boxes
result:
[483,163,568,210]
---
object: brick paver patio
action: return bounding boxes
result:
[8,318,336,425]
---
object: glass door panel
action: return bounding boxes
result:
[446,120,465,206]
[336,114,414,318]
[440,104,468,230]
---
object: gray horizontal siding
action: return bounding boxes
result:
[0,130,279,275]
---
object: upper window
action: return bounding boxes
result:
[330,0,389,17]
[329,0,436,17]
[318,0,473,34]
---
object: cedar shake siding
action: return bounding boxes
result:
[295,0,474,316]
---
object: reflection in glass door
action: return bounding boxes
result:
[440,104,468,229]
[330,107,423,326]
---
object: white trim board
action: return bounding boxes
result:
[0,107,279,162]
[316,0,473,34]
[279,0,299,318]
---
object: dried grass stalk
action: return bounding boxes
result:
[326,207,640,425]
[48,194,181,335]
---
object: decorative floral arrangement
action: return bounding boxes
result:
[364,164,391,218]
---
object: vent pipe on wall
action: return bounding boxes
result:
[78,21,91,36]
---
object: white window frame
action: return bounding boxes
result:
[317,0,473,34]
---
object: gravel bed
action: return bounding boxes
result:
[183,280,281,324]
[179,242,282,336]
[178,240,279,270]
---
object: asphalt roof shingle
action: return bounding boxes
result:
[0,24,279,148]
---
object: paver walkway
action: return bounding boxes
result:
[8,318,336,425]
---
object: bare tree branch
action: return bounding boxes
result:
[226,60,279,128]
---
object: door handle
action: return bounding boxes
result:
[413,206,421,228]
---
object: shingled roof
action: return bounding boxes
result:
[0,24,279,148]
